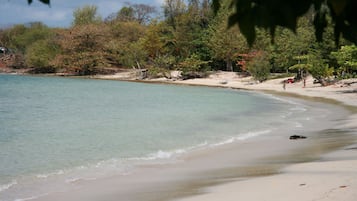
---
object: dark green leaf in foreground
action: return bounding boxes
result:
[28,0,50,5]
[213,0,357,46]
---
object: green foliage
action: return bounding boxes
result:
[119,40,148,68]
[116,7,135,22]
[247,52,271,82]
[12,0,356,79]
[147,66,170,78]
[301,50,333,82]
[150,54,177,69]
[72,5,102,26]
[106,21,146,68]
[269,16,315,73]
[206,1,248,71]
[178,53,209,73]
[213,0,357,46]
[141,21,166,59]
[331,45,357,73]
[25,39,59,73]
[6,23,52,53]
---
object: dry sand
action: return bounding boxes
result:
[169,72,357,201]
[173,72,357,108]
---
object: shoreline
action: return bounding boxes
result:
[98,71,357,201]
[160,72,357,201]
[2,72,357,201]
[32,97,355,201]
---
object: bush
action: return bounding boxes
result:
[25,39,59,73]
[247,52,271,82]
[147,66,169,78]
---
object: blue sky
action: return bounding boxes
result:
[0,0,164,28]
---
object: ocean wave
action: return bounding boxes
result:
[14,193,49,201]
[262,93,301,106]
[14,196,38,201]
[36,170,65,179]
[128,141,209,162]
[290,106,307,112]
[0,180,17,192]
[65,177,96,184]
[211,130,272,147]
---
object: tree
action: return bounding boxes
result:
[307,49,334,85]
[72,5,102,26]
[331,45,357,74]
[52,24,110,75]
[178,53,209,73]
[105,21,147,68]
[106,3,156,25]
[212,0,357,46]
[207,1,248,71]
[247,51,271,82]
[141,21,167,60]
[116,6,135,22]
[269,16,315,73]
[131,3,157,24]
[163,0,187,29]
[25,39,60,73]
[6,22,52,53]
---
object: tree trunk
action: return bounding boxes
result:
[226,58,233,71]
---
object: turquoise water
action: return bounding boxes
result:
[0,74,314,200]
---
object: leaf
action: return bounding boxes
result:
[313,7,328,42]
[28,0,50,5]
[39,0,50,5]
[212,0,220,14]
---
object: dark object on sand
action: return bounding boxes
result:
[285,78,295,83]
[289,135,307,140]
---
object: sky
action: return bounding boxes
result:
[0,0,165,28]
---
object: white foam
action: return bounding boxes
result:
[260,93,300,105]
[262,93,308,112]
[212,130,272,147]
[0,180,17,192]
[14,196,38,201]
[295,122,303,128]
[65,177,96,184]
[14,193,49,201]
[36,170,65,179]
[139,149,186,161]
[290,106,307,112]
[129,141,209,162]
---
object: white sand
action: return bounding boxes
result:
[171,72,357,201]
[173,72,357,107]
[178,159,357,201]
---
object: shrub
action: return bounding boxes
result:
[247,52,271,82]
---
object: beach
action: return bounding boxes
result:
[3,72,356,201]
[104,71,357,201]
[171,72,357,201]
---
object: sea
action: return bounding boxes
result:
[0,74,343,201]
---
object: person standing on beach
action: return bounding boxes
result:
[283,80,286,90]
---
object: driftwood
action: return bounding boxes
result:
[289,135,307,140]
